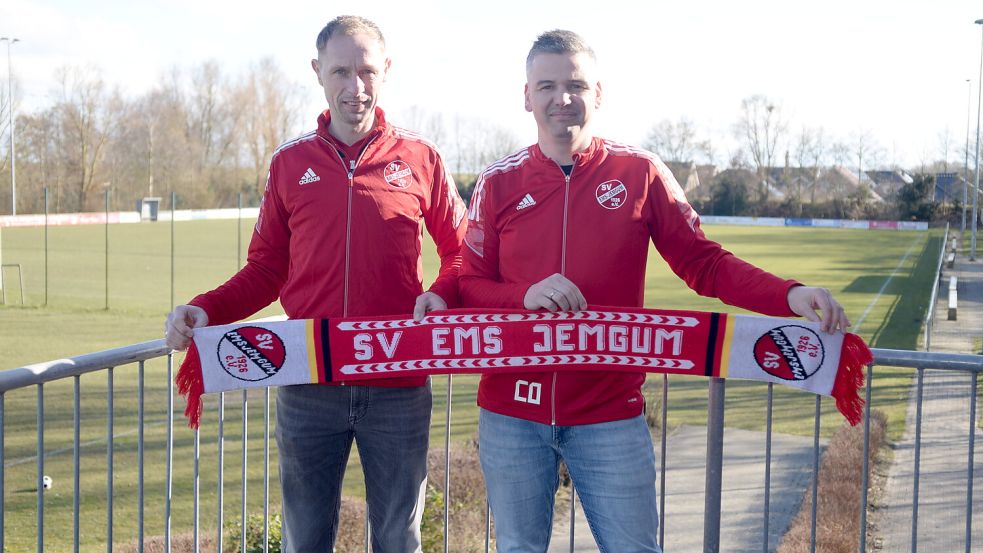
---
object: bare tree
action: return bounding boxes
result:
[16,111,62,212]
[696,138,718,167]
[850,130,882,185]
[189,62,240,177]
[237,58,305,198]
[642,117,698,162]
[937,127,952,173]
[0,79,8,176]
[399,105,447,148]
[736,95,786,203]
[0,73,22,199]
[450,114,520,175]
[794,126,826,204]
[109,82,193,209]
[829,140,851,168]
[53,66,123,211]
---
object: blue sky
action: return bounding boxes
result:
[3,0,983,168]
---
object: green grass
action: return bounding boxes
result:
[0,220,941,552]
[641,225,939,442]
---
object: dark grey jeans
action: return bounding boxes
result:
[275,383,431,552]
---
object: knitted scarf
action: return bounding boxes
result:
[177,306,872,429]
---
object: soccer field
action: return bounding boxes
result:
[0,219,941,552]
[0,219,936,365]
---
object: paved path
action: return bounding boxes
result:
[548,425,824,553]
[876,238,983,552]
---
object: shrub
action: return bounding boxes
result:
[776,410,888,553]
[229,511,282,553]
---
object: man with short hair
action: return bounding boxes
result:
[165,15,466,553]
[460,29,849,552]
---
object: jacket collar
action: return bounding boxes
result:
[529,136,604,168]
[316,106,390,147]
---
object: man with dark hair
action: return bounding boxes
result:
[165,15,466,553]
[460,29,848,552]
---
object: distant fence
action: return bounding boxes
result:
[700,215,929,231]
[2,210,929,230]
[0,208,260,228]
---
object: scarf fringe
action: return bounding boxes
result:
[830,332,872,426]
[175,345,204,429]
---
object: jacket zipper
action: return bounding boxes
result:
[552,164,574,425]
[324,134,378,385]
[322,135,377,317]
[344,159,355,318]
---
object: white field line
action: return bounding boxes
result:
[4,418,170,468]
[852,236,922,333]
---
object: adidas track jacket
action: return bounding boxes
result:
[460,138,798,425]
[190,107,467,387]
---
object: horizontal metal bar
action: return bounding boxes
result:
[4,343,979,397]
[0,340,170,393]
[2,315,288,394]
[871,349,983,372]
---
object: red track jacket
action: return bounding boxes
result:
[190,107,467,387]
[460,138,798,424]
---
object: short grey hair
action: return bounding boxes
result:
[316,15,386,53]
[526,30,596,73]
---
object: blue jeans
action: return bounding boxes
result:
[479,409,662,553]
[275,383,431,553]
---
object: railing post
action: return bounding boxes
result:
[107,367,114,552]
[137,362,145,553]
[659,374,668,550]
[165,355,174,552]
[966,371,977,553]
[0,393,5,551]
[193,429,200,553]
[810,396,821,553]
[73,376,80,553]
[36,384,44,553]
[263,388,271,553]
[859,364,873,552]
[912,367,924,552]
[704,377,725,553]
[217,392,225,553]
[763,383,773,553]
[241,389,248,553]
[444,375,452,553]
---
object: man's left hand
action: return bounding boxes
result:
[413,291,447,322]
[787,285,851,334]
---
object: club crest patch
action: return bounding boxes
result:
[753,325,825,381]
[217,326,286,382]
[384,160,413,189]
[595,180,627,210]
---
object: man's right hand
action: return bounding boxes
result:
[523,273,587,312]
[165,305,209,351]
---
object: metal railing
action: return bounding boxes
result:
[923,223,950,352]
[1,343,981,553]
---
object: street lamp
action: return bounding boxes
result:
[973,20,983,261]
[0,37,19,216]
[965,79,971,233]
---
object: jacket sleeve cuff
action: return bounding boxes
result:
[188,295,220,326]
[780,280,804,317]
[428,279,460,309]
